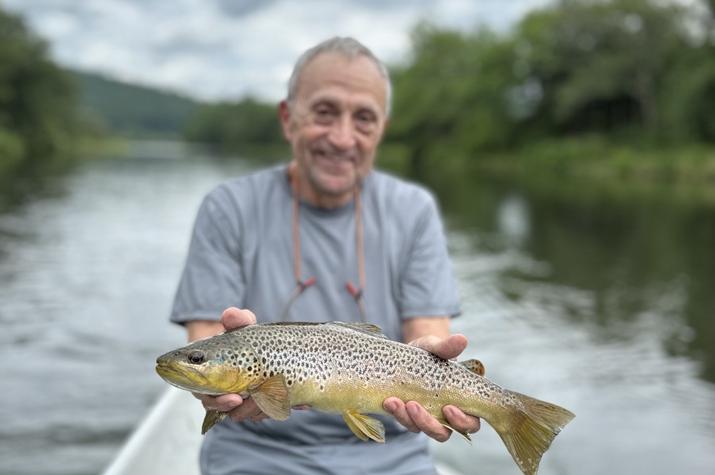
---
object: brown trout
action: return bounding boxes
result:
[156,322,574,475]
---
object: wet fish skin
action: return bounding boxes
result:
[156,321,574,475]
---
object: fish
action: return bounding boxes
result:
[155,321,574,475]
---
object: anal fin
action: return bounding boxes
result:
[439,421,472,443]
[250,374,291,420]
[342,410,385,443]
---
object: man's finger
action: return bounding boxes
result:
[221,307,257,331]
[405,401,452,442]
[383,397,419,432]
[410,334,468,360]
[443,405,481,434]
[228,398,263,422]
[249,413,269,422]
[197,393,243,412]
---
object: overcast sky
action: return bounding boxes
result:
[4,0,553,102]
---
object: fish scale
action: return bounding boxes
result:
[156,321,574,475]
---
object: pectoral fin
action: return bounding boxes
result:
[250,374,291,420]
[202,410,227,434]
[460,358,485,376]
[342,410,385,443]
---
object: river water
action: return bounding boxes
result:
[1,143,713,475]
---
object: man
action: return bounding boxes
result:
[170,37,479,474]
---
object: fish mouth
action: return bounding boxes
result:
[155,361,221,395]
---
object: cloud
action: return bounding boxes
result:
[214,0,277,17]
[3,0,552,101]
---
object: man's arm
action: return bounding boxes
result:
[382,316,481,442]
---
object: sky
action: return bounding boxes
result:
[4,0,554,102]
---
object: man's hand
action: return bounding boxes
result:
[383,333,481,442]
[192,308,269,422]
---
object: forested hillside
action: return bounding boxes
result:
[71,71,201,138]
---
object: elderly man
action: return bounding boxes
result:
[170,36,479,475]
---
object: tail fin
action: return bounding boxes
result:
[494,391,574,475]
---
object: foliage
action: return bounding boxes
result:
[385,0,715,176]
[388,25,520,174]
[184,98,283,149]
[514,0,691,136]
[0,7,80,180]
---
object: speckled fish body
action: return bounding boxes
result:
[156,322,574,475]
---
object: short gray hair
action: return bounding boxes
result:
[286,37,392,117]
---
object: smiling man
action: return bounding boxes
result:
[280,50,388,207]
[170,37,479,475]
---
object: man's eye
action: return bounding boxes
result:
[355,112,377,131]
[356,111,376,123]
[314,105,334,115]
[314,107,334,122]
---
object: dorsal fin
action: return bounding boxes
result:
[262,321,322,327]
[257,321,388,339]
[460,358,485,376]
[329,322,388,339]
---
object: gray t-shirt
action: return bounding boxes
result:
[171,165,461,475]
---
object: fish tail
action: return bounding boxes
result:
[491,391,574,475]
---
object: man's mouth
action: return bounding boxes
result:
[313,149,357,167]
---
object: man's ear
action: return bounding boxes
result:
[278,100,292,141]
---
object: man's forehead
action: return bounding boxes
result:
[294,53,387,111]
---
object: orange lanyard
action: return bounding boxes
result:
[280,172,366,322]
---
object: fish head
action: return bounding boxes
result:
[155,332,260,395]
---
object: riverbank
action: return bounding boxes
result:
[379,139,715,207]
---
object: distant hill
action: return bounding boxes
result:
[69,70,202,137]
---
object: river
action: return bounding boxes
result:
[1,142,713,474]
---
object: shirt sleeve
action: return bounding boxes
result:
[399,192,461,319]
[170,188,245,325]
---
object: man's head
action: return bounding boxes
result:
[280,37,391,208]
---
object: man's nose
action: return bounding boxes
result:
[328,115,357,150]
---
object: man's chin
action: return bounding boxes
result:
[311,176,358,200]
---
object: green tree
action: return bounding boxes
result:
[387,25,518,175]
[0,7,80,181]
[513,0,694,137]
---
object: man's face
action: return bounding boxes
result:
[280,52,389,206]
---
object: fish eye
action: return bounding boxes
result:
[187,350,206,365]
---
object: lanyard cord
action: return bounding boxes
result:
[280,171,366,322]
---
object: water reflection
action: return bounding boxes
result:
[421,166,715,474]
[423,166,715,385]
[496,193,530,246]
